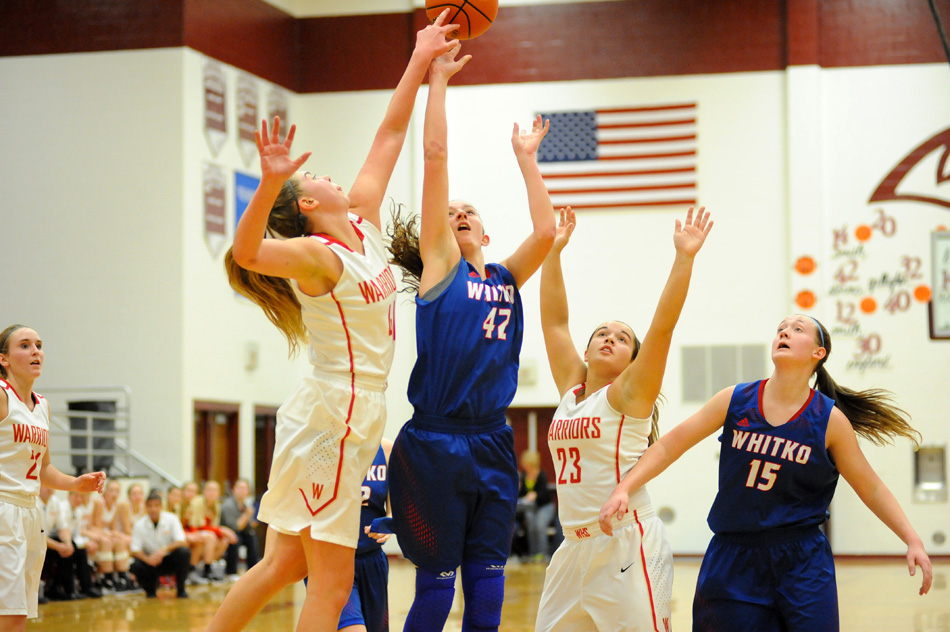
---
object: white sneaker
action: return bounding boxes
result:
[187,571,208,585]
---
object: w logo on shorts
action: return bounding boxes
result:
[299,423,352,516]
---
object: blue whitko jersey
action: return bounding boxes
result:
[357,445,388,554]
[407,258,523,424]
[708,380,839,535]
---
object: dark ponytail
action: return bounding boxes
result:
[810,318,920,447]
[226,181,309,356]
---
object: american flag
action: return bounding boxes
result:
[536,103,698,210]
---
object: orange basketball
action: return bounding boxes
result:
[426,0,499,40]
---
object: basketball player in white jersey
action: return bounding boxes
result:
[0,324,105,631]
[206,13,462,632]
[535,207,712,632]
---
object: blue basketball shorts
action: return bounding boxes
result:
[693,527,838,632]
[389,422,518,572]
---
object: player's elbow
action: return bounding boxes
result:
[423,139,448,163]
[535,225,556,248]
[231,246,258,269]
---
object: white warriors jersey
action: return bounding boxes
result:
[292,214,397,385]
[0,379,50,504]
[548,383,653,530]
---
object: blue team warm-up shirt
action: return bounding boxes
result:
[708,380,839,535]
[407,258,523,424]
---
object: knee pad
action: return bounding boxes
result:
[404,567,456,632]
[461,561,505,631]
[96,551,114,564]
[113,551,129,563]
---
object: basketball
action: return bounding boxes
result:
[426,0,499,40]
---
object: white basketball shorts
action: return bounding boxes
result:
[257,372,386,549]
[535,507,673,632]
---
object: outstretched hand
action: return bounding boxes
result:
[76,471,106,494]
[907,541,933,595]
[429,42,471,82]
[415,8,463,61]
[673,206,713,257]
[552,206,576,255]
[512,115,550,157]
[255,117,311,182]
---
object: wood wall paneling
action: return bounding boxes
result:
[786,0,820,66]
[2,0,949,92]
[820,0,950,67]
[184,0,298,90]
[0,0,184,57]
[298,13,415,93]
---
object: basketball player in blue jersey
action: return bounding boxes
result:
[386,46,556,632]
[207,13,462,632]
[337,438,392,632]
[600,315,933,631]
[535,205,711,632]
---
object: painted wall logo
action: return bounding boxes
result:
[869,127,950,210]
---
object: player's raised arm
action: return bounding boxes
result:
[540,207,587,396]
[608,207,712,418]
[348,9,460,230]
[499,115,556,288]
[417,44,471,294]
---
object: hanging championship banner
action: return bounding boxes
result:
[203,162,227,258]
[203,61,227,157]
[237,74,259,168]
[267,86,290,141]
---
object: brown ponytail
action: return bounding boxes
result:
[225,181,309,356]
[811,318,920,447]
[386,202,423,294]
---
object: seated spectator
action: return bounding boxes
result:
[130,491,190,598]
[126,483,147,525]
[187,480,237,582]
[517,450,556,562]
[165,485,182,516]
[219,479,260,580]
[64,491,102,599]
[40,486,78,601]
[91,479,134,591]
[179,481,217,585]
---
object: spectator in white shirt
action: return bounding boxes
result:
[130,491,189,598]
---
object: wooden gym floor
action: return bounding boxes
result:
[33,556,949,631]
